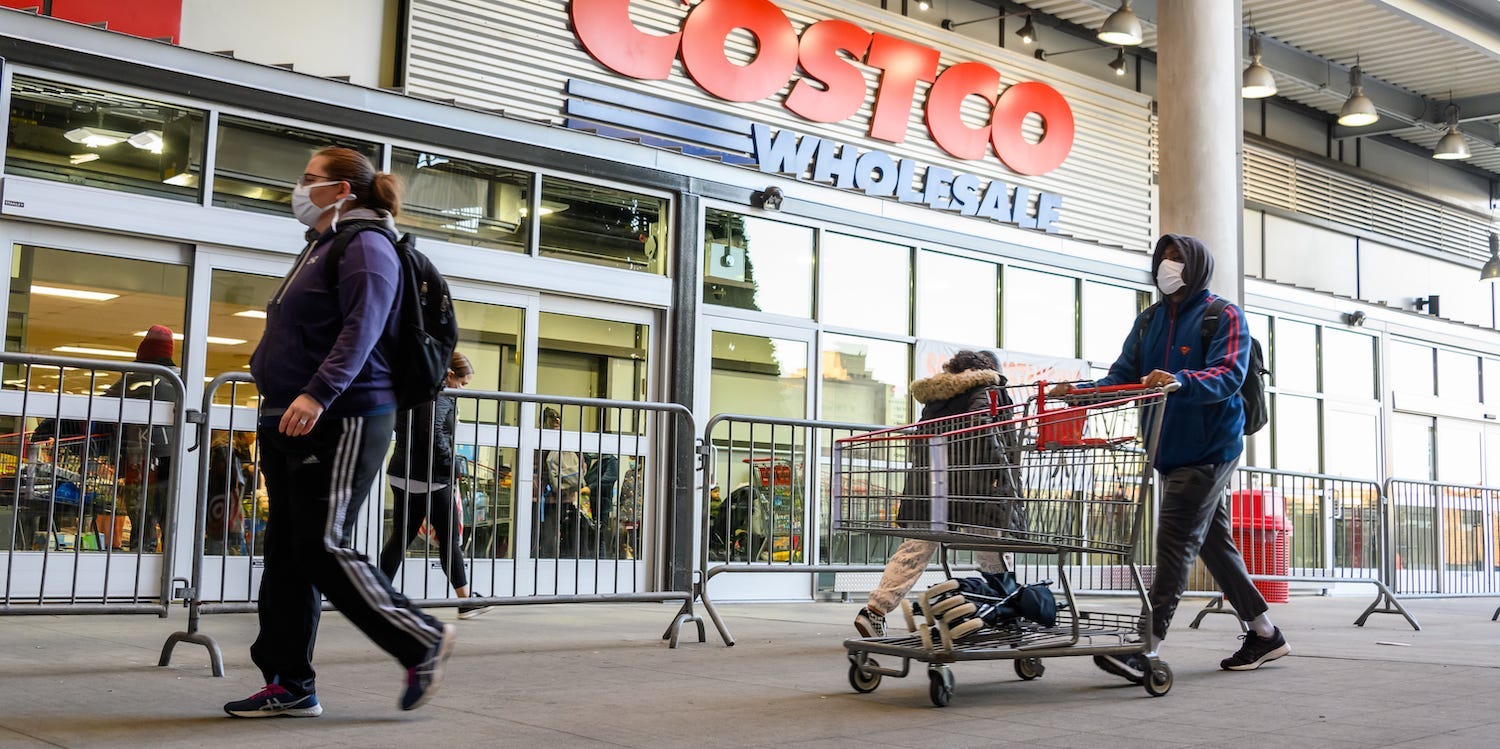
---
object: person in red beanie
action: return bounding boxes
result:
[136,324,175,364]
[108,324,179,551]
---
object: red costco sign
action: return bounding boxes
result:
[570,0,1074,175]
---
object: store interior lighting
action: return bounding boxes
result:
[52,346,137,359]
[127,129,164,154]
[1480,233,1500,282]
[30,284,119,301]
[1433,104,1470,160]
[63,126,131,148]
[1242,32,1277,99]
[1097,1,1142,46]
[1337,64,1379,127]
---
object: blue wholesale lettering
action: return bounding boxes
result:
[751,123,1062,233]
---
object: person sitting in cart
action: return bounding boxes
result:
[854,349,1025,638]
[1052,233,1289,681]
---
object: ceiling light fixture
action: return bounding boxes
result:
[30,284,119,301]
[52,345,138,359]
[233,309,268,319]
[1097,1,1142,46]
[1337,63,1379,127]
[1242,32,1277,99]
[1109,48,1128,77]
[127,130,164,154]
[1016,15,1037,45]
[69,153,101,165]
[63,126,131,148]
[133,330,247,346]
[916,0,931,11]
[1480,232,1500,282]
[1433,103,1470,160]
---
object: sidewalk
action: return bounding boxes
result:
[1,595,1497,748]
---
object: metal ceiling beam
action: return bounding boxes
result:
[1369,0,1500,60]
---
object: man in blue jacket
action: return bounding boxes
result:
[1062,234,1289,683]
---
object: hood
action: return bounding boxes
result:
[1152,233,1213,299]
[911,369,999,404]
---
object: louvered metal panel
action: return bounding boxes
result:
[404,0,1156,252]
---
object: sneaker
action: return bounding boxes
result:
[223,683,323,718]
[1093,654,1146,685]
[458,593,494,620]
[1220,627,1290,671]
[854,606,886,638]
[399,623,456,711]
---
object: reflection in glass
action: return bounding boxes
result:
[1273,394,1319,473]
[1273,320,1317,393]
[703,210,814,318]
[207,270,280,405]
[917,251,995,347]
[537,312,648,433]
[1435,419,1482,485]
[1081,282,1143,363]
[392,148,530,252]
[821,334,909,426]
[1323,406,1379,477]
[1321,328,1376,401]
[821,233,910,336]
[1389,414,1434,481]
[5,76,207,201]
[212,116,378,215]
[452,300,524,426]
[710,331,807,419]
[538,178,666,273]
[1002,267,1075,357]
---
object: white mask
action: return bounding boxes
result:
[291,181,350,228]
[1156,259,1186,295]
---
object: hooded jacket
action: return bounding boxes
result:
[249,208,402,418]
[1094,234,1249,471]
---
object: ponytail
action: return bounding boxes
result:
[314,146,404,216]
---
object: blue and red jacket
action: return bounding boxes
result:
[1093,288,1249,471]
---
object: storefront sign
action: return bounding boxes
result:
[753,124,1062,231]
[570,0,1075,176]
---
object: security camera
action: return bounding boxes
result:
[1343,310,1367,327]
[753,186,784,211]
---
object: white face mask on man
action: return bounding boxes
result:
[290,181,351,228]
[1156,259,1186,295]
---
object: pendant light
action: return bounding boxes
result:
[1337,63,1379,127]
[1242,32,1277,99]
[1480,232,1500,282]
[1097,1,1143,46]
[1433,103,1470,160]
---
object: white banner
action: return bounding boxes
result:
[914,340,1090,388]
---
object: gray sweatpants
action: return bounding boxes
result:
[1149,459,1269,641]
[867,539,1007,615]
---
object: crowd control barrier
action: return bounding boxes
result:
[161,374,702,676]
[0,352,187,618]
[1190,467,1418,631]
[1382,478,1500,620]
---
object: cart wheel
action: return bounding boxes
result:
[848,656,882,693]
[1144,661,1173,697]
[928,666,954,707]
[1014,657,1045,680]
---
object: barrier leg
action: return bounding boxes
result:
[1353,582,1421,631]
[663,596,707,649]
[1188,594,1246,631]
[1492,605,1498,622]
[664,575,733,646]
[159,595,226,677]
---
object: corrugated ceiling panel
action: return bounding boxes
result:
[404,0,1156,252]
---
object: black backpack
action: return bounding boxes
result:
[1135,297,1269,436]
[325,221,460,410]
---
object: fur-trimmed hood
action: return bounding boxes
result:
[911,369,1000,404]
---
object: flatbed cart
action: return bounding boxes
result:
[833,382,1175,705]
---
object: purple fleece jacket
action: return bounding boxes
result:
[250,216,401,417]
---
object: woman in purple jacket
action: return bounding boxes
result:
[224,147,452,719]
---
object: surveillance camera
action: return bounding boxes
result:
[1343,310,1367,327]
[754,186,784,211]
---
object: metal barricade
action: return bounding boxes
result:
[1383,478,1500,619]
[1190,467,1418,630]
[0,352,187,617]
[161,374,703,677]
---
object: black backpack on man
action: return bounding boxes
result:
[324,220,460,410]
[1135,297,1269,435]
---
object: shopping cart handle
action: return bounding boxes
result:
[1161,380,1181,393]
[1071,382,1179,394]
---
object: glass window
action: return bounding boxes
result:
[821,234,910,336]
[1321,328,1376,401]
[1390,414,1434,480]
[1273,320,1317,393]
[1436,350,1479,402]
[704,210,814,318]
[1389,341,1435,396]
[6,76,207,201]
[1273,394,1319,473]
[1484,359,1500,408]
[537,312,648,431]
[1324,405,1380,478]
[538,177,666,274]
[7,245,188,393]
[212,116,378,215]
[710,331,807,419]
[452,300,525,426]
[1081,282,1142,364]
[916,251,996,347]
[821,334,909,426]
[1247,313,1271,356]
[392,148,531,252]
[206,270,281,405]
[1436,418,1483,485]
[1002,267,1075,357]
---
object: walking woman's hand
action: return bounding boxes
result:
[280,394,325,437]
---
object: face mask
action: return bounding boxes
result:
[1156,259,1186,295]
[290,181,349,228]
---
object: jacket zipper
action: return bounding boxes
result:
[272,238,321,305]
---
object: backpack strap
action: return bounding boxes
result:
[1132,301,1162,376]
[321,220,398,286]
[1199,296,1232,357]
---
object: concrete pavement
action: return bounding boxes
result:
[1,594,1497,748]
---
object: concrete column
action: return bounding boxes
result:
[1156,0,1244,304]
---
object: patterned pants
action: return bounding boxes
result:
[867,539,1008,615]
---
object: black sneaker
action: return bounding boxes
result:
[1093,654,1146,684]
[1220,627,1290,671]
[223,683,322,718]
[458,593,494,620]
[399,623,456,710]
[853,606,886,637]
